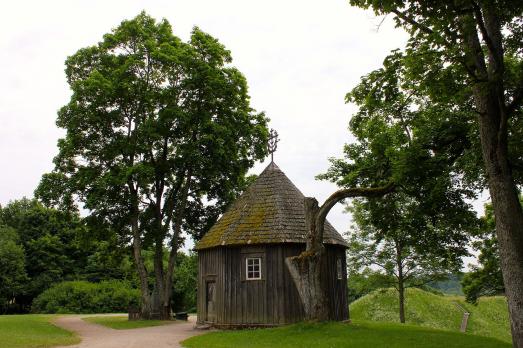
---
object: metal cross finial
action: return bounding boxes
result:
[268,129,279,162]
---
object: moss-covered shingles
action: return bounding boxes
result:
[196,162,348,250]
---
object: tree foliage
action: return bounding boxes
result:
[31,280,140,314]
[172,252,197,312]
[347,192,476,322]
[347,268,393,303]
[318,27,480,324]
[462,198,522,303]
[0,225,27,313]
[0,199,86,309]
[0,198,133,312]
[36,12,268,318]
[343,2,523,343]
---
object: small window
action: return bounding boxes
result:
[246,257,261,280]
[337,257,343,280]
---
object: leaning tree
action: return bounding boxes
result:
[285,184,394,321]
[36,12,268,319]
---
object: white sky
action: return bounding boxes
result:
[0,0,490,257]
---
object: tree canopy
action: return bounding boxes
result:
[0,225,27,313]
[347,191,476,323]
[343,2,523,344]
[36,12,269,318]
[0,198,133,312]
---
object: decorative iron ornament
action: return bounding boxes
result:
[268,129,279,162]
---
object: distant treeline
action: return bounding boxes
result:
[0,198,196,314]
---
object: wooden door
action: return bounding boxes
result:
[206,281,216,322]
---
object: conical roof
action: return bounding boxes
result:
[196,162,348,250]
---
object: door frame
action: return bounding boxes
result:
[204,276,217,322]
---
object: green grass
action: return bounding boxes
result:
[350,288,511,343]
[83,315,174,329]
[455,296,511,343]
[181,321,510,348]
[0,314,79,348]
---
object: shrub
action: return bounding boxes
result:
[32,280,140,313]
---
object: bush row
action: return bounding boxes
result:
[32,280,140,313]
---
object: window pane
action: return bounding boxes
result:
[246,257,262,279]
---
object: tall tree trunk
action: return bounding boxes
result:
[398,281,405,324]
[286,183,395,321]
[130,212,152,319]
[459,10,523,346]
[161,172,192,320]
[152,240,169,319]
[488,168,523,346]
[477,98,523,346]
[152,207,170,319]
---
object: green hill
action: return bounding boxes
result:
[350,288,511,343]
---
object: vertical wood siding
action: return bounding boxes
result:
[197,244,348,325]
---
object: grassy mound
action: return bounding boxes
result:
[0,314,79,348]
[455,296,511,343]
[83,315,174,330]
[181,321,510,348]
[350,288,510,343]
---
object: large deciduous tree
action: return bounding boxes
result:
[347,193,475,323]
[36,13,268,319]
[347,2,523,345]
[310,46,481,322]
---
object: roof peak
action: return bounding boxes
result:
[196,161,348,249]
[261,161,280,173]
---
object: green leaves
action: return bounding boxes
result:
[39,11,269,228]
[0,226,27,311]
[0,199,118,311]
[36,13,269,311]
[462,198,523,303]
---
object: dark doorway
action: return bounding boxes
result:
[206,281,216,322]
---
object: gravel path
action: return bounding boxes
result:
[53,314,205,348]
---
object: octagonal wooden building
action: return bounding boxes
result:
[195,162,349,327]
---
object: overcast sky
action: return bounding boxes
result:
[0,0,489,253]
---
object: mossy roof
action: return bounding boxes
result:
[196,162,348,250]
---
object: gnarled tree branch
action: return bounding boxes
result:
[314,182,396,250]
[286,181,395,321]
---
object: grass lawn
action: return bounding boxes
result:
[0,314,79,348]
[83,315,174,329]
[454,296,511,343]
[181,321,511,348]
[350,288,511,343]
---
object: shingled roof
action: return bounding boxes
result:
[196,162,348,250]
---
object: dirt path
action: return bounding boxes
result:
[53,314,205,348]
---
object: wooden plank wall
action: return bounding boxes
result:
[196,248,225,323]
[197,244,348,325]
[323,246,349,321]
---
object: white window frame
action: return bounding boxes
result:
[245,257,262,280]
